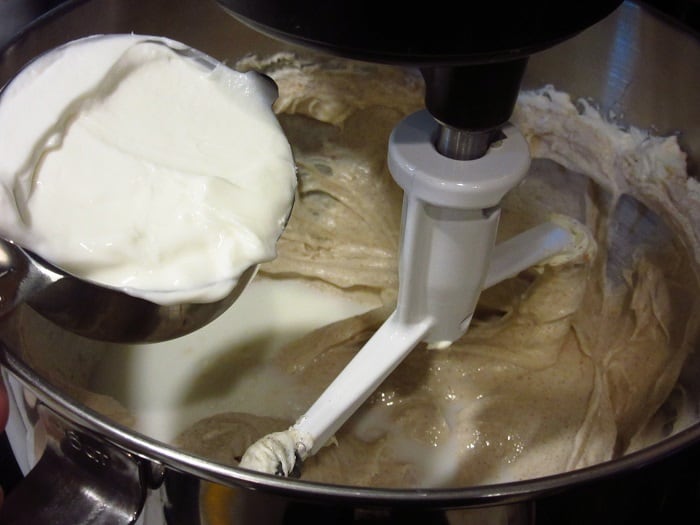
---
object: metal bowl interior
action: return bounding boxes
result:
[1,0,700,512]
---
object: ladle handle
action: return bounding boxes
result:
[0,402,146,525]
[0,239,55,318]
[0,240,27,317]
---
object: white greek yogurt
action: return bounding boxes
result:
[0,34,296,304]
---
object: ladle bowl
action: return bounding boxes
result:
[0,37,288,343]
[0,237,258,343]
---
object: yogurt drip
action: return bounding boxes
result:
[0,34,297,304]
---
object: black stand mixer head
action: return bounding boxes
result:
[217,1,622,157]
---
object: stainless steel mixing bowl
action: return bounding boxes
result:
[0,1,699,524]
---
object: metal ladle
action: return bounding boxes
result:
[0,39,288,344]
[0,237,258,343]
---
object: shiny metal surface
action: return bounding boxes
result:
[0,1,698,524]
[435,126,500,160]
[0,237,257,344]
[523,3,700,176]
[0,402,145,524]
[0,0,65,48]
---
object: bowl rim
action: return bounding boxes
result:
[2,344,699,507]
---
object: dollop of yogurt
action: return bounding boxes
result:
[0,34,296,304]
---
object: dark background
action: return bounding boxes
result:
[1,0,700,521]
[645,0,700,29]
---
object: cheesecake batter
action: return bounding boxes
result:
[174,54,700,487]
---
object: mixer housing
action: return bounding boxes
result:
[216,0,623,141]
